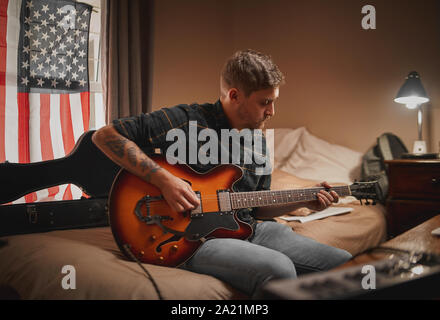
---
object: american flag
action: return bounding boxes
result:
[0,0,92,203]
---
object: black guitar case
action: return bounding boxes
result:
[0,130,121,236]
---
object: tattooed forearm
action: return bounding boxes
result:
[139,157,158,172]
[144,163,162,182]
[126,147,137,167]
[104,135,127,158]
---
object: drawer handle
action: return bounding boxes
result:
[432,178,440,186]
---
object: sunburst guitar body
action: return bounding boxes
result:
[109,155,251,268]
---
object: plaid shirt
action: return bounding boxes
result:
[112,100,272,231]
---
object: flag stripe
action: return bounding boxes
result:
[60,94,75,154]
[4,0,18,163]
[81,91,89,131]
[40,93,59,198]
[69,93,84,142]
[17,92,29,163]
[0,0,8,162]
[60,94,75,200]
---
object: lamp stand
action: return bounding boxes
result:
[401,104,438,159]
[413,105,426,154]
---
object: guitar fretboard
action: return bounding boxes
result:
[229,186,351,210]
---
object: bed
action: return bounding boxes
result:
[0,127,387,299]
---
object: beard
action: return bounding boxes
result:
[237,103,271,129]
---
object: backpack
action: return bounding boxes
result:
[361,133,408,203]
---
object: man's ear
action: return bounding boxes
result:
[228,88,240,104]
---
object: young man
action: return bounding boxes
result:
[92,49,352,297]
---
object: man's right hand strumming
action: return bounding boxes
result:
[92,125,200,213]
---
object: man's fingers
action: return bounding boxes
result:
[183,188,200,208]
[317,193,331,207]
[330,190,339,203]
[319,190,334,203]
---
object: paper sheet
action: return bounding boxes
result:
[280,207,354,223]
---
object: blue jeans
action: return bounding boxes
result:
[180,221,352,297]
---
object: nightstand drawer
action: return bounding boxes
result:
[386,200,440,236]
[387,161,440,200]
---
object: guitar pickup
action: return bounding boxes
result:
[217,190,232,212]
[190,191,203,217]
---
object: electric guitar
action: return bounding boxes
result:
[109,155,380,267]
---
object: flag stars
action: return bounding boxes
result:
[32,38,41,48]
[18,2,90,91]
[24,29,33,38]
[41,4,49,14]
[33,10,41,19]
[21,76,29,86]
[30,54,38,63]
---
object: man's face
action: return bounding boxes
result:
[236,87,279,129]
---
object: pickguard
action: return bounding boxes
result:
[184,211,238,240]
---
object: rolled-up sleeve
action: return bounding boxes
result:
[112,106,190,149]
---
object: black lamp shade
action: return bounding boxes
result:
[395,71,429,105]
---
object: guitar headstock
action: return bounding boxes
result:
[349,181,383,205]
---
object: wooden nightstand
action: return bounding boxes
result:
[385,159,440,237]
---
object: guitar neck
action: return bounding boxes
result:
[230,186,352,210]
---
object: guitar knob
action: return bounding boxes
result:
[172,245,178,251]
[150,235,157,241]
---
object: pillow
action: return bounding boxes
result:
[277,128,363,184]
[265,127,306,169]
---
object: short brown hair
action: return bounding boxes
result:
[221,49,285,96]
